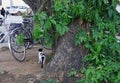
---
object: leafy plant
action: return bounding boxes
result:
[74,0,120,83]
[16,33,27,46]
[32,24,44,42]
[33,0,85,48]
[68,68,77,77]
[33,0,120,83]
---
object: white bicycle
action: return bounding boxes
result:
[0,24,10,43]
[0,15,30,62]
[0,15,10,43]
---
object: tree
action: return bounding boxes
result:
[23,0,41,13]
[23,0,120,83]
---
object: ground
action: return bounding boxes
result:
[0,15,55,83]
[0,45,53,83]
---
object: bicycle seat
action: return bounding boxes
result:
[23,18,30,24]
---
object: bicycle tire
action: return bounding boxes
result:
[10,28,30,53]
[11,44,26,62]
[9,28,29,62]
[8,35,26,62]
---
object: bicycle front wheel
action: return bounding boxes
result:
[10,28,30,53]
[10,45,26,62]
[9,28,29,62]
[9,35,26,62]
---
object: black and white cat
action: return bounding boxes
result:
[38,48,46,68]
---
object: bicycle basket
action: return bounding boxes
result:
[9,23,22,31]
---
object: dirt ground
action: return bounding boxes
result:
[0,45,53,83]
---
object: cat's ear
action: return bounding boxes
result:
[38,48,43,52]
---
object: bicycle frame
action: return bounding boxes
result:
[0,31,9,43]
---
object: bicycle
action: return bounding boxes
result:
[9,23,31,62]
[8,15,34,62]
[0,31,7,43]
[0,14,14,43]
[0,17,16,56]
[0,20,11,44]
[0,16,9,43]
[22,16,34,48]
[0,15,31,62]
[9,16,51,62]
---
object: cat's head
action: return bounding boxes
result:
[38,48,43,52]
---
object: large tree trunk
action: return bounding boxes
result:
[23,0,52,13]
[44,20,87,83]
[22,1,88,82]
[23,0,41,13]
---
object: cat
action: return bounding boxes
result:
[38,48,46,68]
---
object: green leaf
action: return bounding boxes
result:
[108,9,113,18]
[94,42,101,53]
[44,19,52,30]
[103,0,109,4]
[55,23,68,36]
[39,12,47,19]
[98,0,102,6]
[50,19,56,25]
[33,25,44,41]
[39,18,44,25]
[68,68,77,77]
[54,1,64,11]
[92,30,102,40]
[75,30,88,45]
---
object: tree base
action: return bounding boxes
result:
[44,20,87,83]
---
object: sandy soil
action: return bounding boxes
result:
[0,45,53,83]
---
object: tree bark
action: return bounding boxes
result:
[23,0,41,13]
[22,1,88,82]
[23,0,52,13]
[44,20,87,83]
